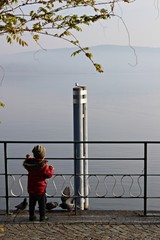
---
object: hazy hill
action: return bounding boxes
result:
[2,44,160,75]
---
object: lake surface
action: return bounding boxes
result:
[1,45,160,211]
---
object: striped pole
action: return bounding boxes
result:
[73,84,89,210]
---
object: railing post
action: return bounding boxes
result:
[4,142,9,214]
[144,142,147,216]
[74,142,78,215]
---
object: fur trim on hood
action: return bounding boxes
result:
[23,158,48,171]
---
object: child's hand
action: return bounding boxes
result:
[49,165,54,170]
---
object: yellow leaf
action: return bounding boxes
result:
[0,102,5,107]
[0,226,4,232]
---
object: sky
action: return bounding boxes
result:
[0,0,160,54]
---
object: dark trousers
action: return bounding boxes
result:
[29,194,46,220]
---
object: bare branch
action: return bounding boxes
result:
[154,0,160,19]
[113,13,137,66]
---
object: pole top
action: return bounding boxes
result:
[73,83,87,90]
[73,84,87,104]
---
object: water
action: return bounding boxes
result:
[1,45,160,211]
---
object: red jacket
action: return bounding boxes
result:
[23,158,54,195]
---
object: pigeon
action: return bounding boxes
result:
[13,198,28,222]
[59,186,75,211]
[15,198,28,211]
[46,201,58,211]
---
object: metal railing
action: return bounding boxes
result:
[0,141,160,215]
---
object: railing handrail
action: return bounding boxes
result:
[1,140,160,143]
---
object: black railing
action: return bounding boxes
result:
[0,141,160,215]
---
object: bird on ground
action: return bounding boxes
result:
[46,201,58,211]
[13,198,28,222]
[59,186,75,211]
[15,198,28,211]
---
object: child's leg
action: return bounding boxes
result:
[29,194,37,220]
[38,194,46,221]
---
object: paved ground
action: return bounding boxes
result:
[1,210,160,239]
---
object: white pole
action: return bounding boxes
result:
[83,87,89,209]
[73,84,89,210]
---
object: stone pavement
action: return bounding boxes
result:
[1,210,160,239]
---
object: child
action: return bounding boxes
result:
[23,145,54,221]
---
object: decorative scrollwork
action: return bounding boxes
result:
[9,175,25,197]
[8,173,144,199]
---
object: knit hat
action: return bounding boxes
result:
[32,145,46,159]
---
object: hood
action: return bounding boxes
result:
[23,158,48,171]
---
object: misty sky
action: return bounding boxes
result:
[1,0,160,54]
